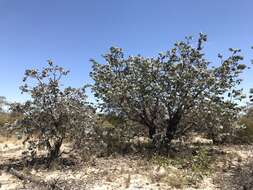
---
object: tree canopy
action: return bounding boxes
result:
[11,61,96,161]
[91,34,246,142]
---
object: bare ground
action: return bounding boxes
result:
[0,137,253,190]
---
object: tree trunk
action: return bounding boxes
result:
[8,168,62,190]
[48,138,63,161]
[166,114,181,142]
[166,123,177,142]
[148,126,156,139]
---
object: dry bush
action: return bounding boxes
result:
[0,112,22,138]
[0,113,9,126]
[237,116,253,143]
[76,114,158,160]
[151,145,217,187]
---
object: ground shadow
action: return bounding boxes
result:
[215,157,253,190]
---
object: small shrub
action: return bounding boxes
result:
[237,116,253,143]
[83,114,152,157]
[151,146,215,186]
[0,113,9,126]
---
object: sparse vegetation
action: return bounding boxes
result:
[0,34,252,190]
[151,145,216,186]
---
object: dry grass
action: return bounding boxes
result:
[1,137,253,190]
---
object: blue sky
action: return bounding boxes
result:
[0,0,252,103]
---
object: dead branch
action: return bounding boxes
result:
[8,168,64,190]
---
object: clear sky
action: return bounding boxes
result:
[0,0,252,103]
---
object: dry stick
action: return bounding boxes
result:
[8,168,63,190]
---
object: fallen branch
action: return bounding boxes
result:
[8,168,63,190]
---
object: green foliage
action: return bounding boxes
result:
[91,33,246,142]
[152,146,215,185]
[10,61,96,161]
[152,147,213,173]
[190,148,213,175]
[237,107,253,143]
[0,112,9,126]
[89,116,146,156]
[0,113,21,126]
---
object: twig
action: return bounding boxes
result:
[8,168,64,190]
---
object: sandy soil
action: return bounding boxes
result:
[0,137,253,190]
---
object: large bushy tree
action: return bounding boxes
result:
[90,34,246,142]
[11,61,95,161]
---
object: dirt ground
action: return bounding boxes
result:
[0,136,253,190]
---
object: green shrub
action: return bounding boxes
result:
[151,146,215,186]
[233,106,253,143]
[237,116,253,143]
[0,113,9,126]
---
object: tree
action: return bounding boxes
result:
[250,88,253,102]
[90,33,246,142]
[11,61,95,161]
[0,96,8,127]
[0,96,6,112]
